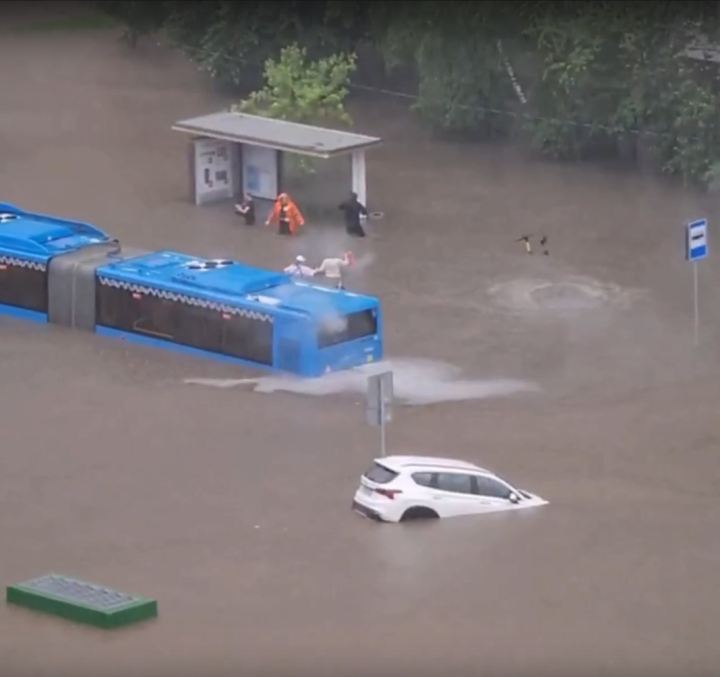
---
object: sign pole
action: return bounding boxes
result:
[366,371,394,459]
[686,218,708,348]
[379,385,387,458]
[694,260,699,348]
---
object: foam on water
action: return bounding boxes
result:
[183,358,541,405]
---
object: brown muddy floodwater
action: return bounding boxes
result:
[1,6,720,675]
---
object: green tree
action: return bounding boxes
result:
[234,44,356,175]
[519,0,720,185]
[234,44,357,127]
[608,7,720,187]
[375,2,522,137]
[520,5,624,159]
[122,0,720,189]
[410,34,516,138]
[641,52,720,186]
[162,1,342,92]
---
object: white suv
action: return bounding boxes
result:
[352,455,547,523]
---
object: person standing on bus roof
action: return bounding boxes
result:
[315,251,355,289]
[339,192,368,238]
[266,193,304,236]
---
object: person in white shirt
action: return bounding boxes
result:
[283,255,315,278]
[315,251,355,289]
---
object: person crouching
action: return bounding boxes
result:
[283,255,315,279]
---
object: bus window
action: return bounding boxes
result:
[317,309,377,349]
[96,281,274,365]
[221,313,273,366]
[171,304,223,353]
[0,262,48,313]
[96,283,176,341]
[96,282,224,353]
[131,298,177,342]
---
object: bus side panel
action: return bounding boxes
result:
[95,277,276,368]
[0,257,49,319]
[273,314,312,376]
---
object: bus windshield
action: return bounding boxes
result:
[318,309,377,348]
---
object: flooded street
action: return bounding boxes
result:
[1,7,720,675]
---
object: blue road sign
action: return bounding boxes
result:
[686,219,708,262]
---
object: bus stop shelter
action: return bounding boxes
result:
[171,112,382,211]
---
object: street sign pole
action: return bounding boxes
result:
[686,218,708,348]
[367,371,394,458]
[379,388,387,458]
[694,260,699,348]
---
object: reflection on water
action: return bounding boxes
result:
[367,509,547,596]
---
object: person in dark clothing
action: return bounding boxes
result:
[234,194,256,226]
[339,192,368,237]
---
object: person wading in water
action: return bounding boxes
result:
[234,193,256,226]
[266,193,304,236]
[338,191,368,238]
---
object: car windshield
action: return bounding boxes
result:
[492,474,517,492]
[364,463,398,484]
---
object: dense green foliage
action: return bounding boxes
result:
[233,44,356,175]
[99,0,720,189]
[234,45,356,127]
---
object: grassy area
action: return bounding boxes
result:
[18,11,119,33]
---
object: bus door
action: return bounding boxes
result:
[273,313,310,375]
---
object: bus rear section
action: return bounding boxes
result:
[314,305,382,376]
[252,281,384,378]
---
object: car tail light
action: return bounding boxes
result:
[374,488,402,500]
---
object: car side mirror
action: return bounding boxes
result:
[508,493,520,504]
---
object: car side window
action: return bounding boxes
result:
[411,472,435,488]
[436,473,474,495]
[475,476,512,499]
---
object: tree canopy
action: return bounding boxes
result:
[100,0,720,189]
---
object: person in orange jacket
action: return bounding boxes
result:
[265,193,305,236]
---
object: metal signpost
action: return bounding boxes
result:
[685,218,708,347]
[366,371,394,457]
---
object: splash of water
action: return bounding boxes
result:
[183,358,541,405]
[350,251,376,273]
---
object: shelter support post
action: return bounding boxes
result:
[351,149,367,206]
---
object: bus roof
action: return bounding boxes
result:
[0,202,112,260]
[96,250,379,318]
[97,250,287,294]
[252,281,377,317]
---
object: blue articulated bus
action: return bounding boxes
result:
[0,202,383,377]
[0,202,116,322]
[94,250,383,376]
